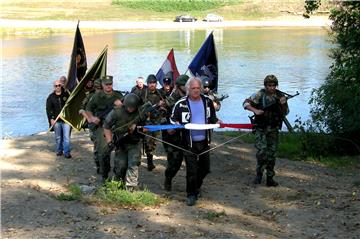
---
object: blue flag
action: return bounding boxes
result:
[188,32,218,92]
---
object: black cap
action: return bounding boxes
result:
[163,77,172,85]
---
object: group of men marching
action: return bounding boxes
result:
[47,73,289,206]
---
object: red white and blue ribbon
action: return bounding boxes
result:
[143,123,254,132]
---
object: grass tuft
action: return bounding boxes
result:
[56,184,82,201]
[95,180,161,209]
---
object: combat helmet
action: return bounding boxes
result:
[123,93,140,109]
[264,75,278,86]
[201,76,211,88]
[94,78,102,88]
[146,74,157,84]
[176,74,189,86]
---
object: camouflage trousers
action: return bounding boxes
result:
[89,129,99,172]
[144,131,160,155]
[113,143,141,188]
[254,127,279,178]
[94,127,111,179]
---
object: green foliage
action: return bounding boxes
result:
[306,2,360,154]
[112,0,238,12]
[56,184,82,201]
[304,0,321,18]
[96,180,161,208]
[277,133,302,159]
[223,131,256,144]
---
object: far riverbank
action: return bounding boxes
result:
[1,16,332,35]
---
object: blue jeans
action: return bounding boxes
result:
[53,122,71,155]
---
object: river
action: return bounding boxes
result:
[1,28,332,137]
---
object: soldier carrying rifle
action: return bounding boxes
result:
[243,75,290,187]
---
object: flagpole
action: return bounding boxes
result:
[47,113,62,132]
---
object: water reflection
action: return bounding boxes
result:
[1,28,332,137]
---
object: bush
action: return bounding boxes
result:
[307,1,360,154]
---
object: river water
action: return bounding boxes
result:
[1,28,332,137]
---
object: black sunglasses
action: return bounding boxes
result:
[54,84,62,87]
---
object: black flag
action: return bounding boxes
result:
[60,47,107,130]
[66,21,87,92]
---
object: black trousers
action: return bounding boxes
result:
[184,140,210,197]
[163,130,184,179]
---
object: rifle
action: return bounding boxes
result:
[216,93,229,102]
[249,91,299,132]
[140,101,167,124]
[212,93,229,111]
[88,106,114,131]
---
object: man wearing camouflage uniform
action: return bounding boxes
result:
[103,93,144,191]
[79,78,102,174]
[85,75,124,182]
[162,74,189,191]
[139,74,166,171]
[243,75,289,187]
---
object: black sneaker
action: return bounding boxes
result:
[64,154,72,159]
[186,195,197,206]
[56,152,63,156]
[266,177,279,187]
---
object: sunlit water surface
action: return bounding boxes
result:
[1,28,332,137]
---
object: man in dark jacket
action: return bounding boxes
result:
[46,79,71,158]
[170,77,221,206]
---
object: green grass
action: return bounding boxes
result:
[314,155,360,169]
[222,131,360,169]
[1,0,331,22]
[95,180,161,208]
[112,0,239,13]
[223,130,256,144]
[56,184,82,201]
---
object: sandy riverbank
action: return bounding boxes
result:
[0,16,332,33]
[1,131,359,238]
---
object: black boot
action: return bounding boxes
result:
[266,177,279,187]
[147,154,155,171]
[253,172,263,184]
[164,177,172,191]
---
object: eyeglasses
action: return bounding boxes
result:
[54,85,62,87]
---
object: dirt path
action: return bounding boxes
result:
[1,131,359,239]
